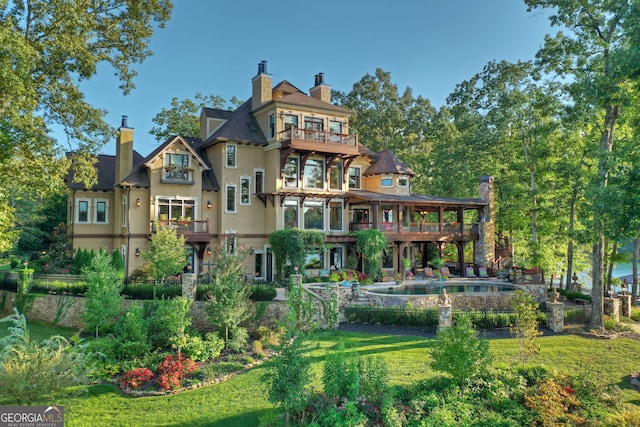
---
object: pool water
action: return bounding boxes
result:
[366,281,517,295]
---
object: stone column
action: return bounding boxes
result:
[181,273,197,300]
[291,274,303,288]
[604,298,620,322]
[618,294,632,318]
[475,176,495,270]
[438,304,452,331]
[547,302,564,333]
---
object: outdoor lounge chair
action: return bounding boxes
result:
[478,267,489,278]
[465,266,477,278]
[440,266,454,278]
[423,267,435,277]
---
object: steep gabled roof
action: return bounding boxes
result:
[199,100,267,148]
[363,150,415,176]
[271,80,351,114]
[66,151,145,190]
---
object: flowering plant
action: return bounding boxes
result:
[120,368,154,390]
[156,354,198,391]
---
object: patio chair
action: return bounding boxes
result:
[478,267,489,278]
[440,266,454,278]
[465,266,477,278]
[423,267,435,278]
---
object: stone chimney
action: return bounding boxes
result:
[475,176,495,270]
[115,115,134,184]
[310,72,331,103]
[251,60,272,111]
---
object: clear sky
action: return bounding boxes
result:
[74,0,555,155]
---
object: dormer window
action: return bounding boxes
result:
[381,176,393,187]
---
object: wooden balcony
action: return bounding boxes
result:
[349,221,480,242]
[278,128,359,156]
[151,219,210,243]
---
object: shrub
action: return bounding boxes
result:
[0,310,88,404]
[524,375,584,426]
[323,343,360,401]
[430,314,492,387]
[144,297,192,350]
[114,304,150,359]
[120,367,154,390]
[156,354,198,391]
[180,333,224,362]
[249,285,277,301]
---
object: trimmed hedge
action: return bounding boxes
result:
[344,305,439,328]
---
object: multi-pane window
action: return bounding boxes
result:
[225,184,236,213]
[329,201,343,231]
[166,153,189,167]
[95,200,108,223]
[304,117,324,141]
[77,200,89,223]
[329,162,343,190]
[349,167,361,189]
[303,200,323,230]
[240,177,251,205]
[284,200,298,228]
[283,157,298,188]
[226,145,236,168]
[283,114,298,130]
[157,198,195,220]
[164,153,190,181]
[304,159,323,189]
[329,120,343,134]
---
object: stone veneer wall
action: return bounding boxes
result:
[0,290,288,332]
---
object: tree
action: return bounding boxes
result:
[430,314,492,388]
[205,244,252,350]
[525,0,640,330]
[354,228,387,280]
[149,92,243,141]
[268,229,325,279]
[142,222,188,281]
[82,249,123,337]
[0,0,172,252]
[510,290,540,370]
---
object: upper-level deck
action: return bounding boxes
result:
[278,127,359,156]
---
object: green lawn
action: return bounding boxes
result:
[2,318,640,426]
[53,330,640,426]
[0,317,78,342]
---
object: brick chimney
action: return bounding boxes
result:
[251,60,272,111]
[310,72,331,103]
[115,115,134,184]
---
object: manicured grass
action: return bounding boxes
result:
[0,317,79,342]
[55,330,640,426]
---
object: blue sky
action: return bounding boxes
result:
[74,1,555,155]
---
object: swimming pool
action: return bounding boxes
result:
[365,281,517,295]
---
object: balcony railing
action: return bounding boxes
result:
[152,219,209,241]
[349,221,479,235]
[161,166,195,184]
[277,128,358,154]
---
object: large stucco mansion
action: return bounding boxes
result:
[66,61,495,281]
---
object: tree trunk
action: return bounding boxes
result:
[565,185,579,289]
[590,104,619,331]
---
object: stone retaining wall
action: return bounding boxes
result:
[0,290,287,332]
